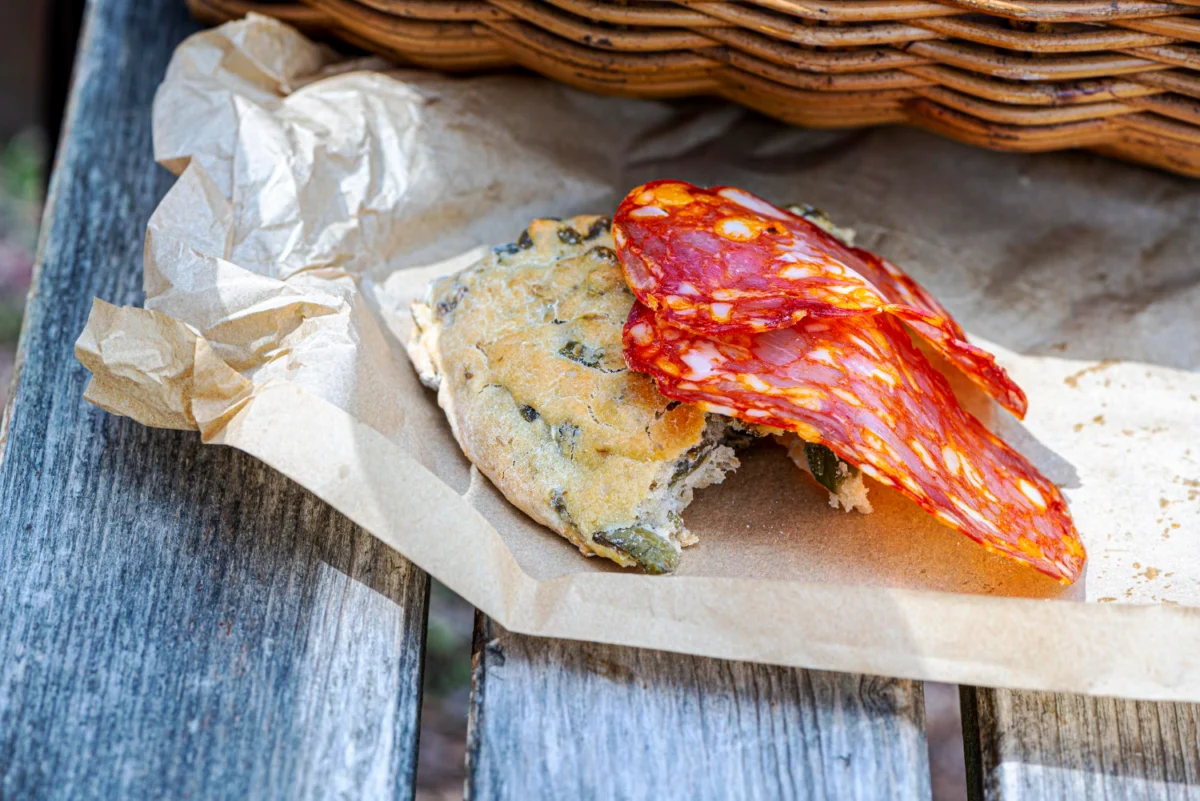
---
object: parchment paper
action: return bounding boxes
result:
[76,15,1200,700]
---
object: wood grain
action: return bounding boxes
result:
[963,687,1200,800]
[467,616,932,800]
[0,1,430,799]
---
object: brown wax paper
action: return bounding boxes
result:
[76,15,1200,701]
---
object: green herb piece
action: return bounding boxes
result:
[594,527,680,575]
[584,217,611,240]
[434,282,468,318]
[558,340,605,369]
[550,490,574,528]
[805,442,859,495]
[585,245,618,265]
[670,447,709,485]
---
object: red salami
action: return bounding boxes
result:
[624,303,1085,583]
[615,180,1027,418]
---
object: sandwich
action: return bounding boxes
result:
[407,182,1085,583]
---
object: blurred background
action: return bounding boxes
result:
[1,4,965,799]
[0,0,49,413]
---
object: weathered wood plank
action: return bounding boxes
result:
[0,2,430,799]
[963,687,1200,800]
[466,616,932,800]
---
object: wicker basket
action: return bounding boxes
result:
[188,0,1200,177]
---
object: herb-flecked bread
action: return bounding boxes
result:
[406,215,751,573]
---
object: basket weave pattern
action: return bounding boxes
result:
[189,0,1200,176]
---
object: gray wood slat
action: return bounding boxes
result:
[466,616,932,800]
[963,687,1200,800]
[0,1,430,799]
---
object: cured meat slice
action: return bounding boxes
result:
[615,180,1026,417]
[623,302,1085,583]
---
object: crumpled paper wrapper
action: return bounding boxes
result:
[77,15,1200,701]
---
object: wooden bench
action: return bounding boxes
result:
[0,1,1196,797]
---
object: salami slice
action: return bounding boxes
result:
[623,303,1085,583]
[615,180,1026,418]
